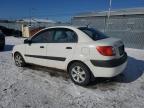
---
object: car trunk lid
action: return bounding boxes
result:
[92,37,125,59]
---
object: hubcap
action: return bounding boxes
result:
[15,54,23,66]
[71,66,86,83]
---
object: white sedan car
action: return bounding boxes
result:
[12,26,127,86]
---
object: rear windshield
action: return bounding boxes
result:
[78,27,108,41]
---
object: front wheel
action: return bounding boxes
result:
[14,53,26,67]
[0,42,5,50]
[68,62,91,86]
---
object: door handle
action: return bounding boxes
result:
[40,46,44,48]
[66,47,72,49]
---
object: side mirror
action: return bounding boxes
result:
[24,39,32,44]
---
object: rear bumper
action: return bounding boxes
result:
[85,53,128,77]
[90,53,127,67]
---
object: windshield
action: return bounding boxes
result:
[78,27,108,41]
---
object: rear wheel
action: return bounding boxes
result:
[68,62,91,86]
[14,53,26,67]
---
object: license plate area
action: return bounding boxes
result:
[118,45,124,56]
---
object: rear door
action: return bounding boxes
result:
[46,28,78,70]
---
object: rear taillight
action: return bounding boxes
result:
[96,46,116,56]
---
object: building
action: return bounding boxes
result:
[0,18,56,37]
[0,18,71,37]
[72,8,144,49]
[0,19,21,31]
[17,18,56,37]
[0,19,22,36]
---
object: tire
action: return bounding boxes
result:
[0,40,5,50]
[68,62,91,86]
[0,45,4,50]
[14,53,26,67]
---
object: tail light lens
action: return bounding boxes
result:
[96,46,116,56]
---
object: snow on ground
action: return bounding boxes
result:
[0,37,144,108]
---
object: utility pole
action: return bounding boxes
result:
[29,8,36,26]
[29,8,32,26]
[105,0,112,32]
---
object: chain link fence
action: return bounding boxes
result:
[72,14,144,49]
[0,12,144,49]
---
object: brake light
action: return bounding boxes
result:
[96,46,116,56]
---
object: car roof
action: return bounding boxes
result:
[43,26,87,29]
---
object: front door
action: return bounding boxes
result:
[25,29,54,66]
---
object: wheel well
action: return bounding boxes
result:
[67,60,89,72]
[14,51,26,62]
[67,60,95,80]
[14,52,25,60]
[14,51,21,57]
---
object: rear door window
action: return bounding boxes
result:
[52,28,78,43]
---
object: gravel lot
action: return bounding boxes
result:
[0,37,144,108]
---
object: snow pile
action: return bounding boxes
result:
[0,37,144,108]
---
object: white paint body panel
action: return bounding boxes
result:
[46,43,77,70]
[25,43,47,65]
[12,26,127,78]
[84,60,127,77]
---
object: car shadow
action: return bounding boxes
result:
[3,45,14,51]
[112,56,144,83]
[89,56,144,87]
[25,64,69,81]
